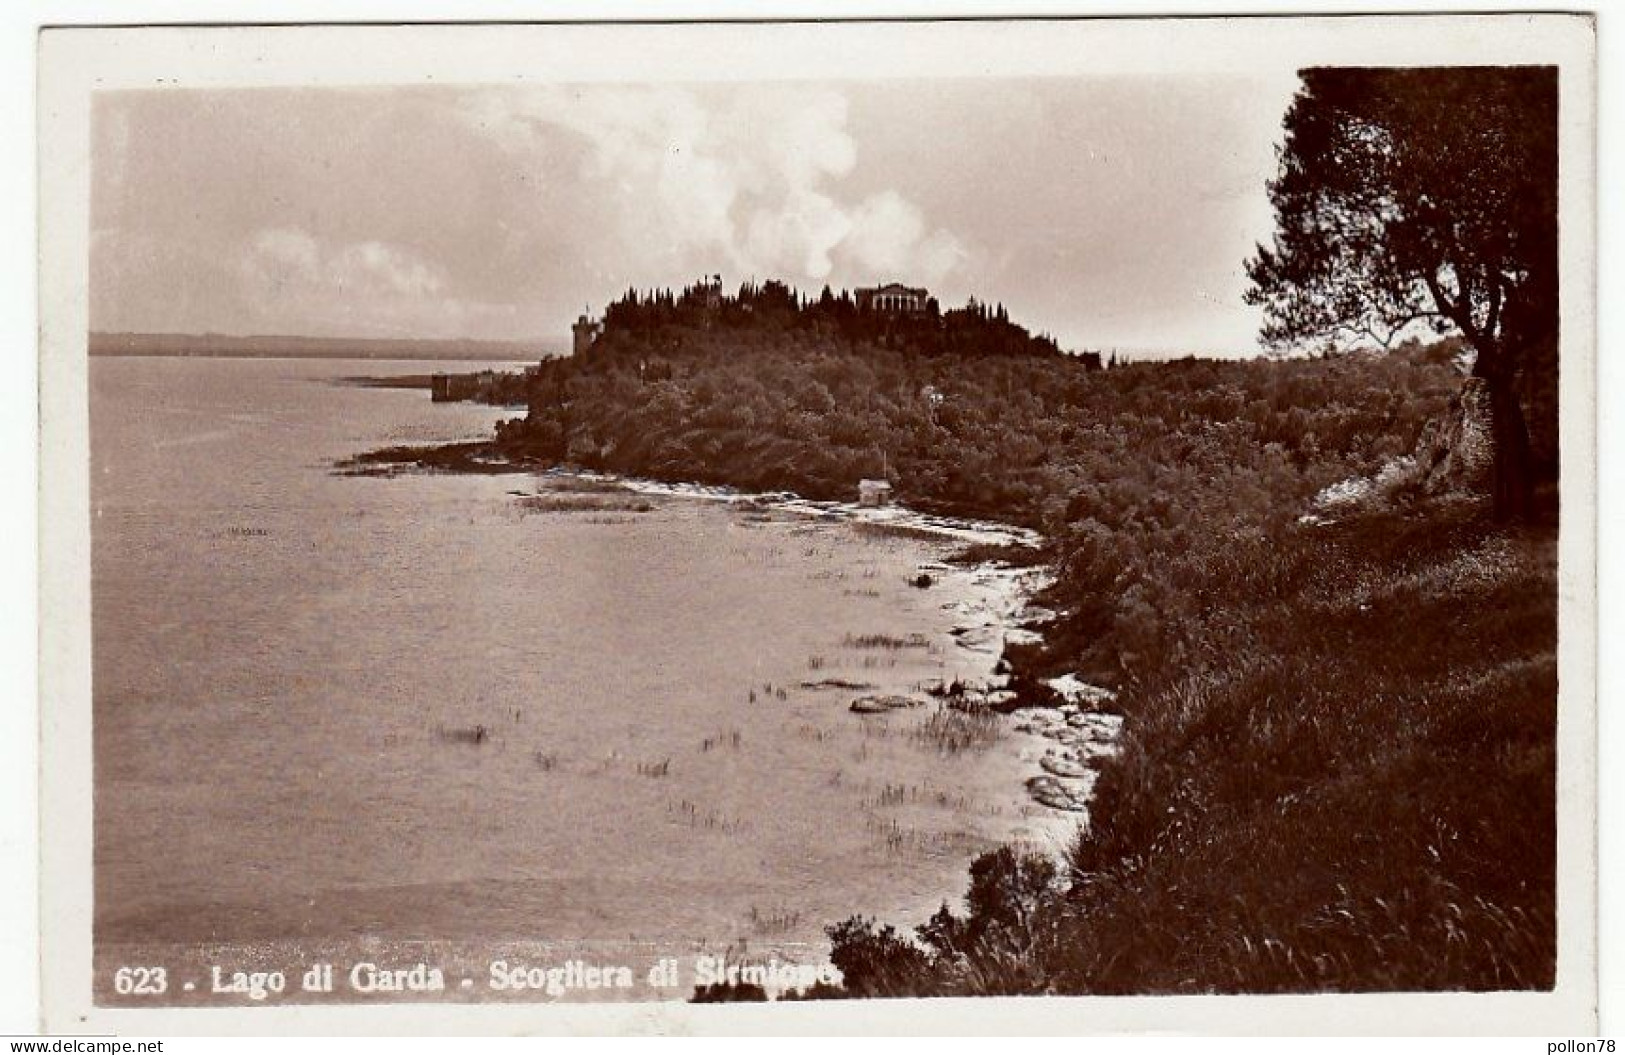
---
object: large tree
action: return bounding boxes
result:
[1246,66,1558,519]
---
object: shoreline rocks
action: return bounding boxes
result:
[1045,673,1117,708]
[1012,683,1124,819]
[849,695,923,714]
[1039,750,1094,779]
[580,470,1043,549]
[1026,773,1098,813]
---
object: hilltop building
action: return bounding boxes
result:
[696,273,724,310]
[572,313,602,356]
[856,283,930,315]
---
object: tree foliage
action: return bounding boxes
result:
[1246,66,1558,517]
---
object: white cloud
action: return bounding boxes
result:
[744,188,852,279]
[330,241,445,297]
[459,84,965,287]
[243,228,447,299]
[838,191,966,284]
[249,227,321,282]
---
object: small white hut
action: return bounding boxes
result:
[858,479,894,508]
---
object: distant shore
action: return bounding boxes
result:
[333,374,435,389]
[90,331,559,362]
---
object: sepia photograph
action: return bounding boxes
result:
[35,11,1598,1036]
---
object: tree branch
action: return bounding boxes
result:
[1328,310,1444,350]
[1422,270,1476,343]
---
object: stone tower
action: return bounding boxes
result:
[572,313,601,357]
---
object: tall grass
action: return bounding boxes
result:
[843,633,931,650]
[517,494,655,514]
[911,704,1003,755]
[1052,504,1556,992]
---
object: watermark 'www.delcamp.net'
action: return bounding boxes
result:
[9,1041,162,1053]
[1550,1043,1616,1054]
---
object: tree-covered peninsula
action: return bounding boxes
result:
[486,270,1556,994]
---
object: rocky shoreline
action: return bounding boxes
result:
[556,469,1123,822]
[575,470,1044,550]
[1015,678,1124,815]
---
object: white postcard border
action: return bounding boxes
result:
[36,13,1599,1035]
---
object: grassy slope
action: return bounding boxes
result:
[1052,501,1555,992]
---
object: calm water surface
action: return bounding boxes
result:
[91,357,1064,997]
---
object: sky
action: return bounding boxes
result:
[90,75,1301,356]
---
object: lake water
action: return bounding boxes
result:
[90,356,1068,1003]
